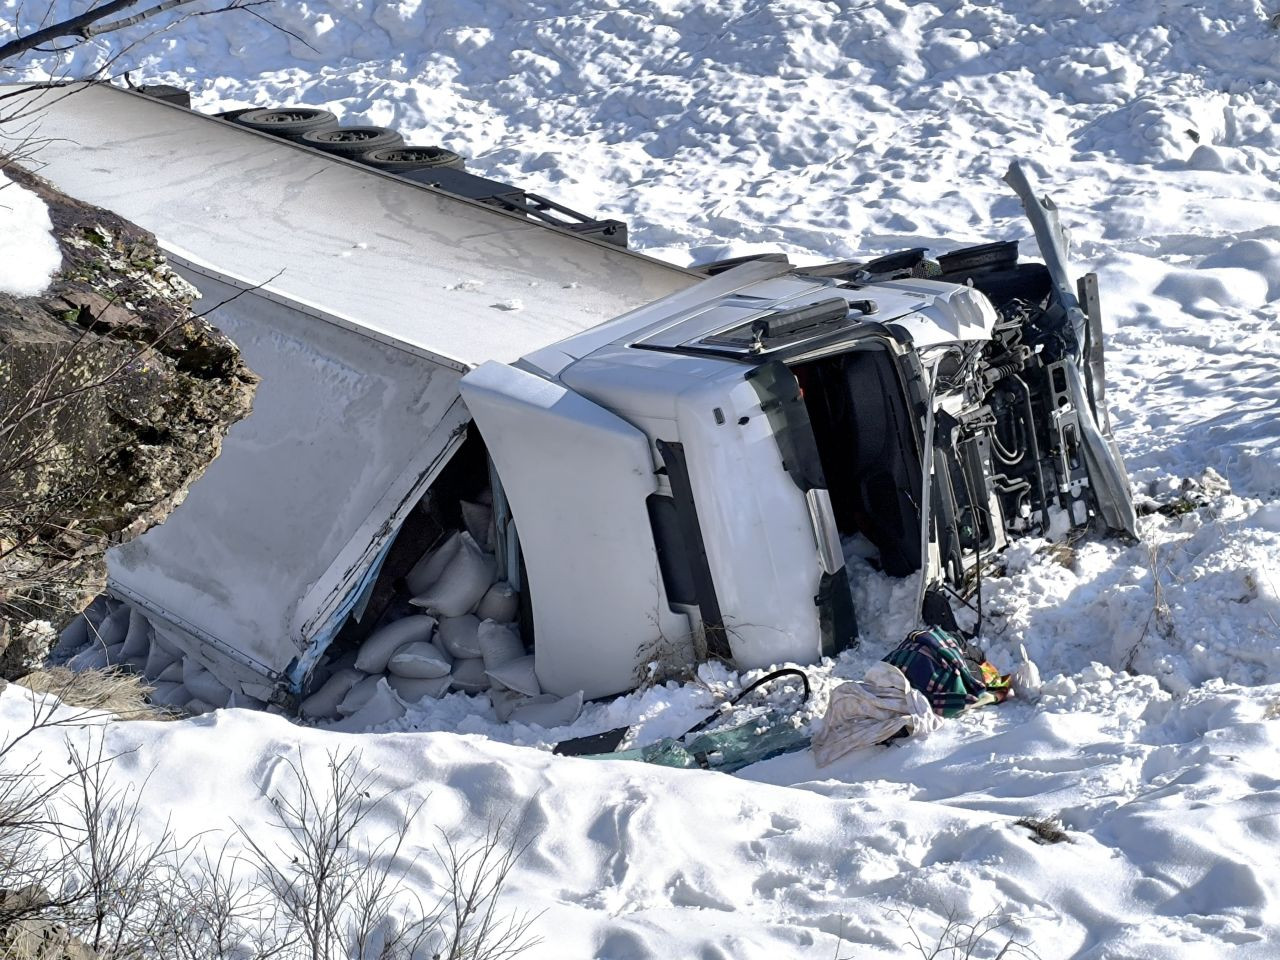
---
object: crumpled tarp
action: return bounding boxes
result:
[812,662,942,767]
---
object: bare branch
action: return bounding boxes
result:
[0,1,142,65]
[85,0,206,38]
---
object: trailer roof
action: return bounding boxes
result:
[0,83,698,369]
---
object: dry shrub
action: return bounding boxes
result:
[14,667,175,722]
[1014,816,1072,846]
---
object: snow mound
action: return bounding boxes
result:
[0,169,62,295]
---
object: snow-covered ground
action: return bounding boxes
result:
[3,0,1280,956]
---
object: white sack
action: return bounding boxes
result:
[484,655,540,697]
[388,641,452,679]
[490,687,527,722]
[386,673,451,703]
[410,533,495,618]
[182,658,231,708]
[460,500,493,550]
[476,582,519,623]
[120,608,152,659]
[355,615,437,673]
[148,682,189,708]
[509,691,584,728]
[1012,644,1043,702]
[52,614,90,658]
[337,674,383,716]
[93,605,130,649]
[149,625,182,656]
[326,679,406,732]
[404,531,462,596]
[143,641,179,680]
[68,645,109,672]
[155,660,183,683]
[478,620,524,669]
[811,662,942,768]
[437,615,482,659]
[227,690,268,710]
[300,667,365,720]
[83,596,114,631]
[450,656,491,693]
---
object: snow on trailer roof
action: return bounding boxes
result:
[0,82,698,369]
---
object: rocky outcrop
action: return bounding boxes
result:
[0,162,257,677]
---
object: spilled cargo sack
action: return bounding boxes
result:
[882,626,1011,718]
[811,662,943,766]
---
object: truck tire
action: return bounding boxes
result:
[361,145,465,171]
[233,107,339,140]
[300,126,405,157]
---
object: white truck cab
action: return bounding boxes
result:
[463,224,1134,699]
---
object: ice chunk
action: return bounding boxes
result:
[437,614,482,659]
[355,615,437,673]
[410,533,496,618]
[388,641,453,679]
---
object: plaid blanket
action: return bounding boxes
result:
[882,627,1010,718]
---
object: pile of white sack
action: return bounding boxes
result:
[300,512,584,732]
[46,500,586,731]
[50,595,254,713]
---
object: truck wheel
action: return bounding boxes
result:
[300,126,405,157]
[360,145,465,171]
[233,107,339,140]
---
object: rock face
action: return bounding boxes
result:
[0,162,257,677]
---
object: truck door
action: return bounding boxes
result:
[459,362,692,699]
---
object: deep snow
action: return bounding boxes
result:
[3,0,1280,957]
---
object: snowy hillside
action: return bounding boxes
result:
[3,0,1280,957]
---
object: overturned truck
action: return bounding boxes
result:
[12,83,1136,718]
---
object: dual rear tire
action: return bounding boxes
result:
[232,106,464,171]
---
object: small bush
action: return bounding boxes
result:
[15,667,174,722]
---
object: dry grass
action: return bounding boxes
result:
[14,666,176,721]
